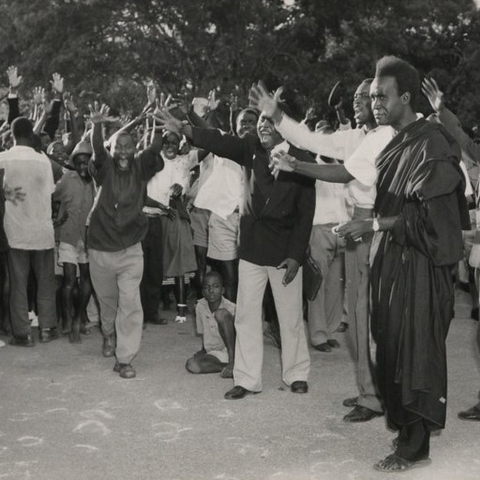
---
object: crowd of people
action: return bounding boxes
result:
[0,55,480,473]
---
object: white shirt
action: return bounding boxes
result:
[147,150,198,206]
[0,146,55,249]
[277,114,395,209]
[313,158,351,225]
[194,154,243,219]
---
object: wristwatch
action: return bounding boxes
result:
[372,218,380,232]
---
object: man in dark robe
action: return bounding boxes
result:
[338,56,469,473]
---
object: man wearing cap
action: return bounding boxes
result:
[53,140,95,343]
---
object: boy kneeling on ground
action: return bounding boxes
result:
[186,271,235,378]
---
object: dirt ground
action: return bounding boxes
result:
[0,289,479,480]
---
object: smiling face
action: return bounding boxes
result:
[370,76,406,128]
[111,133,135,170]
[353,81,375,127]
[236,110,258,139]
[257,114,282,149]
[162,132,180,160]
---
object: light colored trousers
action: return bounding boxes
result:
[308,224,345,345]
[344,207,382,413]
[233,259,310,392]
[89,243,144,365]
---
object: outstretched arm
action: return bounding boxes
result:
[271,150,354,183]
[249,81,353,159]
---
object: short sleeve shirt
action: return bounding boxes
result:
[195,297,235,353]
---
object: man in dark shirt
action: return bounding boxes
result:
[155,106,315,399]
[88,104,163,379]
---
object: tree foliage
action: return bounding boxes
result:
[0,0,479,126]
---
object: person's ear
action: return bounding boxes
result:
[221,286,225,295]
[401,92,410,104]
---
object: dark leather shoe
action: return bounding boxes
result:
[291,381,308,394]
[224,386,257,400]
[313,342,331,352]
[342,396,358,407]
[343,405,383,423]
[458,406,480,421]
[9,334,34,347]
[145,315,168,325]
[39,328,59,343]
[102,335,116,357]
[327,339,340,348]
[113,362,136,379]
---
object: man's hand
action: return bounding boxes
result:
[277,258,300,286]
[7,66,23,92]
[88,102,119,124]
[146,82,157,106]
[248,81,279,119]
[421,78,445,113]
[336,219,372,241]
[3,184,26,205]
[53,211,69,229]
[170,183,183,197]
[207,89,220,112]
[50,73,64,95]
[152,107,186,136]
[33,87,45,106]
[271,150,297,174]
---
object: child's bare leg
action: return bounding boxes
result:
[214,309,236,378]
[62,263,78,336]
[77,263,93,335]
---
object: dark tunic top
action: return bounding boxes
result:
[371,118,469,431]
[87,149,164,252]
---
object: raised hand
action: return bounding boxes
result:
[88,102,119,124]
[7,66,23,91]
[271,150,297,174]
[42,99,54,116]
[151,105,185,136]
[63,91,76,112]
[248,81,282,119]
[146,82,157,106]
[33,86,46,105]
[50,73,64,95]
[229,92,239,113]
[207,89,220,112]
[422,77,445,113]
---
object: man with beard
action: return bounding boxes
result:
[251,79,388,422]
[154,103,315,399]
[87,104,164,379]
[338,56,468,472]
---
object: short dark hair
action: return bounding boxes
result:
[375,56,420,110]
[361,78,374,86]
[11,117,34,141]
[203,270,224,287]
[237,108,259,120]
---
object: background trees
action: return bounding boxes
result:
[0,0,479,128]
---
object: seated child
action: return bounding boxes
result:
[186,271,235,378]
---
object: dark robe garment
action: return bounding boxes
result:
[371,118,469,432]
